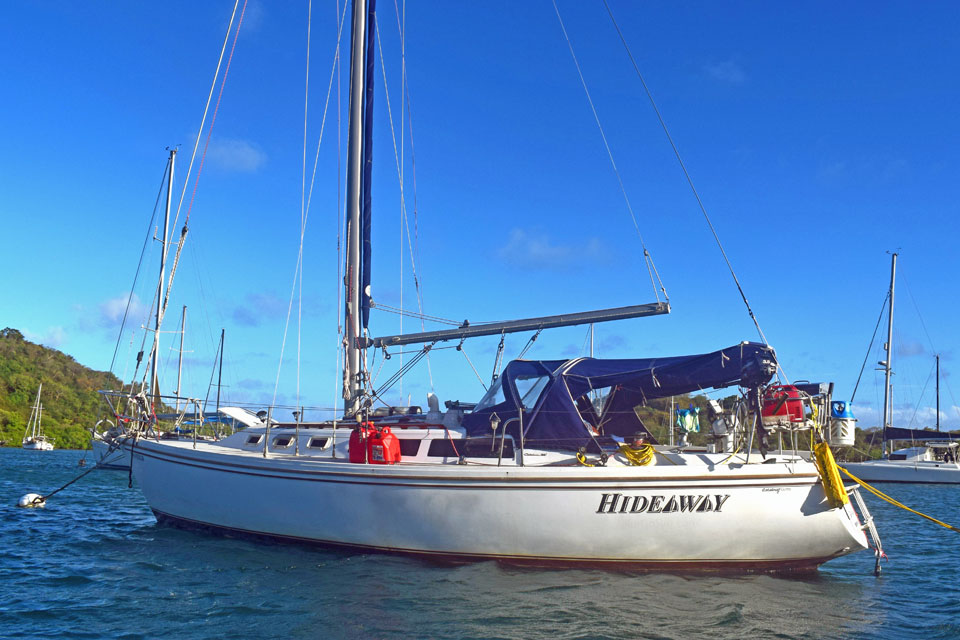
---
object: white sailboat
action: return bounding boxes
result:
[118,0,883,572]
[22,384,54,451]
[843,254,960,483]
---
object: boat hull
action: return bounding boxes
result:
[843,460,960,484]
[22,440,54,451]
[128,438,869,572]
[92,437,130,470]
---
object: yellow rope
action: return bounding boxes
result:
[654,448,680,465]
[814,441,850,507]
[718,445,742,465]
[575,451,595,467]
[839,465,960,534]
[618,443,654,466]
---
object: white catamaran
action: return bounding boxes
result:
[114,0,883,572]
[22,384,54,451]
[843,253,960,483]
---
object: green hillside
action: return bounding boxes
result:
[0,328,123,449]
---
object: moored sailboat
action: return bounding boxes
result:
[843,254,960,484]
[117,0,882,572]
[22,384,54,451]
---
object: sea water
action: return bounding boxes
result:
[1,448,958,640]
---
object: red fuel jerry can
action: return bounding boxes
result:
[367,426,401,464]
[349,424,372,463]
[761,385,805,426]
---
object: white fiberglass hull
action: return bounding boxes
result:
[128,437,869,572]
[92,437,129,470]
[22,439,53,451]
[843,459,960,484]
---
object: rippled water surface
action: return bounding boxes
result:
[2,449,959,639]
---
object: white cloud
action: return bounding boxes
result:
[897,341,926,358]
[99,293,149,328]
[498,228,606,269]
[206,137,266,173]
[704,60,746,85]
[22,326,67,348]
[233,291,288,327]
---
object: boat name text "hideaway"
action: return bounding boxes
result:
[596,493,731,514]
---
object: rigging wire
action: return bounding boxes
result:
[457,341,488,391]
[906,361,935,429]
[272,0,350,407]
[900,268,958,426]
[150,0,248,382]
[516,328,543,360]
[108,161,168,373]
[170,0,245,234]
[299,0,312,414]
[371,343,435,401]
[371,302,460,326]
[189,235,230,400]
[901,269,938,355]
[601,0,770,348]
[551,0,666,304]
[399,0,406,402]
[492,334,506,383]
[851,291,889,402]
[375,12,434,391]
[334,0,346,422]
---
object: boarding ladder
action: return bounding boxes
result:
[848,486,884,576]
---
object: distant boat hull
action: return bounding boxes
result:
[22,439,54,451]
[128,435,870,572]
[843,459,960,484]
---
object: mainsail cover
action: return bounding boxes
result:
[884,426,960,442]
[462,342,777,451]
[359,0,376,331]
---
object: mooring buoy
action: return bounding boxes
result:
[17,493,46,508]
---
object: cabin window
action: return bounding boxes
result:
[463,437,514,459]
[246,435,262,445]
[427,439,459,458]
[398,439,421,457]
[273,436,293,448]
[427,437,513,459]
[474,377,506,412]
[514,375,549,410]
[307,437,329,449]
[889,454,907,461]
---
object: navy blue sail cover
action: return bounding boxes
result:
[885,426,960,442]
[462,342,777,452]
[359,0,376,331]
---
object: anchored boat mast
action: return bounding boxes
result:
[881,252,897,453]
[175,305,186,411]
[936,353,940,432]
[151,148,176,409]
[343,0,371,418]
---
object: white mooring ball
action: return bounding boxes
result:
[17,493,45,508]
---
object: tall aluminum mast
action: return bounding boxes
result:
[152,147,176,409]
[936,353,940,432]
[342,0,369,417]
[175,305,186,412]
[881,252,897,452]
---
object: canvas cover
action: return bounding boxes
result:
[462,341,777,452]
[884,426,960,442]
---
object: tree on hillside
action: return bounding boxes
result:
[0,328,124,449]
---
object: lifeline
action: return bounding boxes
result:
[597,493,731,514]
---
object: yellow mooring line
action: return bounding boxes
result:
[839,466,960,534]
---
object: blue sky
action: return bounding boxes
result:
[1,1,958,430]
